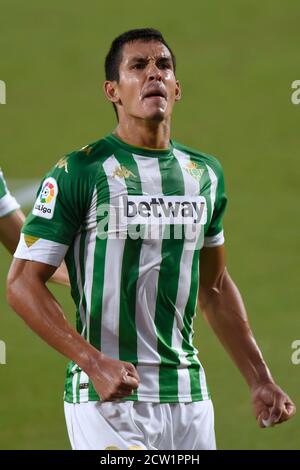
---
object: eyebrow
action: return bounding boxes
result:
[128,56,172,63]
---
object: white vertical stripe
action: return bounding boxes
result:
[197,356,209,400]
[85,185,98,230]
[100,156,127,358]
[79,371,90,402]
[205,164,218,224]
[132,155,163,399]
[73,233,86,337]
[173,148,200,195]
[83,231,96,343]
[71,364,78,403]
[83,187,97,342]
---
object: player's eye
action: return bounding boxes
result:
[132,63,146,70]
[157,61,172,69]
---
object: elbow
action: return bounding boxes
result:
[198,267,228,313]
[198,285,210,313]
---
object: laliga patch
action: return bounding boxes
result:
[32,177,58,220]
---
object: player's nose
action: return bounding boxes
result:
[146,63,162,82]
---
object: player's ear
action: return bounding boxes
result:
[103,81,120,104]
[175,80,182,102]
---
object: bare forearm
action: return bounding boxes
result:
[0,209,25,254]
[49,261,70,287]
[7,275,99,375]
[199,268,273,389]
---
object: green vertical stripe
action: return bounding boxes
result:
[79,232,87,338]
[155,156,185,401]
[65,244,83,334]
[74,232,88,403]
[181,228,204,400]
[88,166,110,400]
[64,360,76,403]
[201,164,215,237]
[114,151,144,401]
[0,172,7,198]
[64,243,84,402]
[76,370,81,403]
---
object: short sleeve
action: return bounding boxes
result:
[204,159,227,247]
[0,168,20,217]
[14,153,95,267]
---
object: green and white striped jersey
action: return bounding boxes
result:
[15,133,227,404]
[0,169,20,217]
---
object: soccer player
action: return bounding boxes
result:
[7,28,295,450]
[0,168,69,286]
[0,168,25,253]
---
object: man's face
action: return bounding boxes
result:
[106,40,181,122]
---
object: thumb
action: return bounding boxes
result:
[122,373,139,388]
[125,362,140,381]
[270,394,285,423]
[259,409,272,428]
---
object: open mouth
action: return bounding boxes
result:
[142,89,167,100]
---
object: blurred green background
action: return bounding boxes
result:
[0,0,299,450]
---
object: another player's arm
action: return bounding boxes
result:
[7,258,140,401]
[0,209,70,287]
[48,261,70,287]
[0,209,25,253]
[198,244,296,427]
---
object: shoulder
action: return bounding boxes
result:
[172,140,225,179]
[46,136,114,181]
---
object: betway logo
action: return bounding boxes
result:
[119,195,207,225]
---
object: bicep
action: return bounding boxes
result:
[0,209,26,254]
[8,257,57,286]
[199,244,226,289]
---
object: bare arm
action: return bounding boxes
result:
[0,209,25,253]
[7,258,139,401]
[48,261,70,287]
[0,209,70,287]
[198,245,296,427]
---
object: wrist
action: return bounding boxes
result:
[248,362,274,391]
[76,344,104,377]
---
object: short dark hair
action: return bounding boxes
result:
[105,28,176,82]
[104,28,176,119]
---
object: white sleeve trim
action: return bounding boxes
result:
[0,193,20,218]
[204,230,225,247]
[14,233,69,267]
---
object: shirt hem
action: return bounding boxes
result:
[64,392,211,404]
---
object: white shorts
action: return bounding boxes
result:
[64,399,216,450]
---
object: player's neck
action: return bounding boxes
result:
[113,118,171,150]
